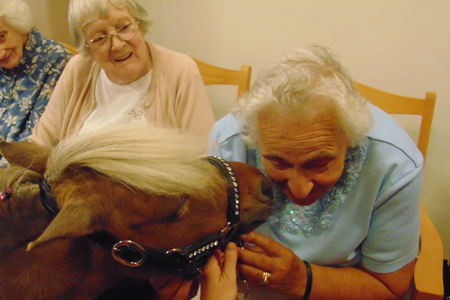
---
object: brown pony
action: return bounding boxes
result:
[0,124,272,300]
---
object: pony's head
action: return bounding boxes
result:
[0,124,273,278]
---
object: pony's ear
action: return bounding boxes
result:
[27,199,102,251]
[0,141,51,174]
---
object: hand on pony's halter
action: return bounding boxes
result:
[150,274,199,300]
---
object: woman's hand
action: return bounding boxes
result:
[237,231,308,299]
[150,275,199,300]
[200,242,238,300]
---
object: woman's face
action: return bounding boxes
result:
[83,3,151,84]
[0,19,29,70]
[257,109,348,206]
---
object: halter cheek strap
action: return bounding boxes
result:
[39,180,59,214]
[204,156,241,226]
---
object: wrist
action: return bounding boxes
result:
[288,259,313,300]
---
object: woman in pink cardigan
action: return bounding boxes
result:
[29,0,214,147]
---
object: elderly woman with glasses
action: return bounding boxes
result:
[29,0,214,147]
[0,0,71,157]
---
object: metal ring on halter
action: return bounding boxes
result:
[259,271,271,286]
[111,240,147,267]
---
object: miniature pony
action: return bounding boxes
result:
[0,124,273,300]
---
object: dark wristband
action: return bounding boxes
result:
[302,260,313,300]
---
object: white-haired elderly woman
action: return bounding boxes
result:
[29,0,214,147]
[203,46,422,300]
[0,0,71,147]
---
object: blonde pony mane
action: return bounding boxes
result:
[0,166,42,205]
[45,124,221,197]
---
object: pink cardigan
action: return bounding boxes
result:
[30,42,215,147]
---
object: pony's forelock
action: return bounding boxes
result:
[45,124,222,198]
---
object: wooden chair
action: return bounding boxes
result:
[192,57,252,99]
[354,82,442,300]
[58,42,79,56]
[354,82,435,160]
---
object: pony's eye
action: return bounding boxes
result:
[168,194,188,222]
[169,211,183,222]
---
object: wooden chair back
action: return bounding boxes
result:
[354,81,442,300]
[192,57,252,99]
[354,82,436,161]
[58,42,79,56]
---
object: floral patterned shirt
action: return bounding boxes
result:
[0,27,71,145]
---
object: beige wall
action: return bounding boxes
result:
[28,0,71,44]
[30,0,450,259]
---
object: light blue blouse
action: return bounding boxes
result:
[208,104,422,274]
[0,27,71,144]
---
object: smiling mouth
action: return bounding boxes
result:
[116,53,132,62]
[0,52,12,63]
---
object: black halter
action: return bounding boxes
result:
[39,155,242,280]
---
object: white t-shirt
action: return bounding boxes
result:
[79,69,152,135]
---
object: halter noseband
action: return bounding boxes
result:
[39,155,242,280]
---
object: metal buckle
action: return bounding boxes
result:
[221,222,239,244]
[112,240,147,267]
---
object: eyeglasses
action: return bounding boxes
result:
[84,21,140,53]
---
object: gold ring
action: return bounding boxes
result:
[259,271,271,286]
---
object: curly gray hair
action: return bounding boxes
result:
[69,0,153,56]
[233,45,373,148]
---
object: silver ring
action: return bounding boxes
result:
[259,271,271,286]
[111,240,147,267]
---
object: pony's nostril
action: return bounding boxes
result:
[261,180,274,200]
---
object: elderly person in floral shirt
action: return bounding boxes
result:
[0,0,71,152]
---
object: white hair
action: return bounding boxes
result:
[0,0,33,34]
[233,45,374,148]
[68,0,153,56]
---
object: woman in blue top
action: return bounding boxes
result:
[0,0,71,147]
[204,46,422,300]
